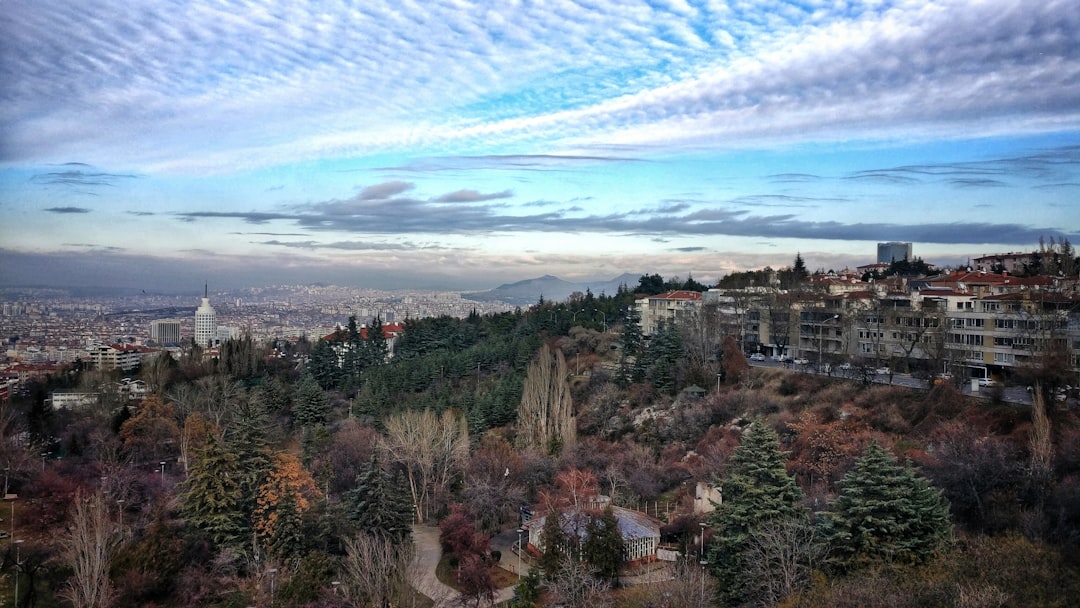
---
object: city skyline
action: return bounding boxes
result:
[2,1,1079,292]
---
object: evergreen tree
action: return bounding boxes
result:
[344,317,363,386]
[308,339,341,390]
[707,420,805,605]
[364,315,389,368]
[645,319,682,395]
[267,488,305,561]
[792,252,809,283]
[225,388,274,525]
[582,507,623,584]
[539,509,570,579]
[181,434,246,548]
[509,568,542,608]
[346,455,414,541]
[618,306,645,386]
[824,441,951,570]
[293,373,330,428]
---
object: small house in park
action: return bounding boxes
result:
[522,505,662,565]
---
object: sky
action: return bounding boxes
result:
[1,0,1078,293]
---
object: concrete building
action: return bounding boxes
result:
[877,242,913,264]
[522,503,662,565]
[195,285,217,348]
[636,290,703,336]
[149,319,181,345]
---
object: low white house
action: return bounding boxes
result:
[522,504,662,565]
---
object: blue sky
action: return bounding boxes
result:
[1,0,1078,292]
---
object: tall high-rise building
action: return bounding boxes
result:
[877,241,912,264]
[194,283,217,348]
[149,319,182,345]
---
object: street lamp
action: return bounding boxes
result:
[14,538,24,605]
[159,461,166,483]
[699,521,708,599]
[817,314,840,373]
[117,499,125,529]
[267,568,278,606]
[40,452,48,472]
[517,527,525,580]
[593,309,607,332]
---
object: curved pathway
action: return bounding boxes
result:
[411,524,518,607]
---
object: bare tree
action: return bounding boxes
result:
[639,559,716,608]
[61,489,118,608]
[743,515,826,607]
[381,408,469,524]
[548,557,612,608]
[516,344,576,454]
[343,531,413,608]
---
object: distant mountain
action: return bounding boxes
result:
[463,273,641,305]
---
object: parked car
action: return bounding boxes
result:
[875,367,891,375]
[978,377,998,387]
[838,362,853,370]
[792,358,810,365]
[749,353,766,361]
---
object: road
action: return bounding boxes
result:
[411,524,519,607]
[747,359,1036,406]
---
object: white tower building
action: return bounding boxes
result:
[194,283,217,348]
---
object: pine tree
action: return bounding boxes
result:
[539,509,570,579]
[824,441,951,569]
[181,434,247,548]
[364,315,389,368]
[792,252,809,283]
[293,373,330,428]
[646,319,682,395]
[707,420,805,605]
[346,455,413,541]
[618,306,645,386]
[583,507,623,583]
[308,339,342,390]
[225,388,274,525]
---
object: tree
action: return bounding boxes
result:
[824,441,951,570]
[253,452,322,557]
[618,305,645,386]
[61,489,118,608]
[456,554,496,608]
[538,507,571,579]
[363,315,389,369]
[308,339,342,390]
[119,395,180,463]
[181,434,247,548]
[381,408,469,524]
[343,531,413,608]
[707,420,805,605]
[582,506,623,584]
[345,454,413,541]
[508,568,542,608]
[292,373,329,428]
[744,515,826,606]
[516,344,576,454]
[547,558,612,608]
[645,318,683,395]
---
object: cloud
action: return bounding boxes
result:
[2,1,1077,172]
[30,167,137,189]
[173,184,1078,247]
[434,189,513,203]
[673,246,707,252]
[358,181,413,200]
[45,206,91,214]
[127,210,155,216]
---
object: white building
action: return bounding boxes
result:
[150,319,182,345]
[195,286,217,348]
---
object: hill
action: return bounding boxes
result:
[464,272,639,305]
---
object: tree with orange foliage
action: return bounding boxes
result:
[253,452,321,559]
[120,395,180,463]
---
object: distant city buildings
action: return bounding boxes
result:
[877,241,913,264]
